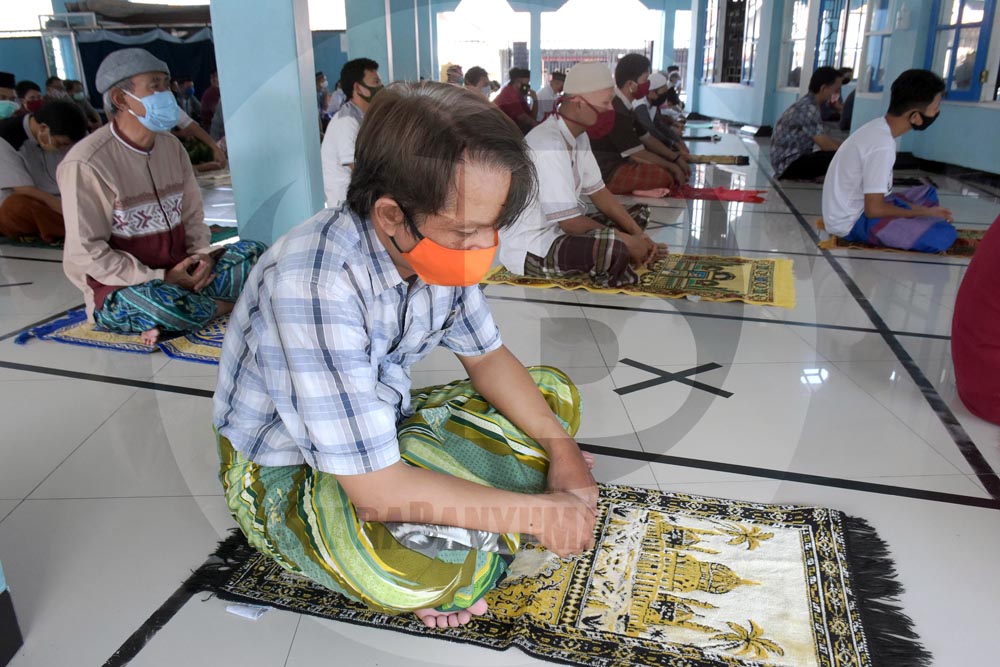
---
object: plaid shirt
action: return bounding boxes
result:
[213,206,503,475]
[771,93,824,176]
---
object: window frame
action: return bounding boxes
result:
[860,0,893,93]
[777,0,811,90]
[740,0,764,85]
[924,0,997,102]
[702,0,722,83]
[813,0,869,73]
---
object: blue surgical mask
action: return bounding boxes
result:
[125,89,179,132]
[72,92,86,101]
[0,100,17,119]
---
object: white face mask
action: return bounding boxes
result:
[481,85,491,97]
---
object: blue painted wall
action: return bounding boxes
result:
[312,31,349,83]
[345,0,391,77]
[0,37,48,88]
[389,0,419,82]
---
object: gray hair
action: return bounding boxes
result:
[102,77,135,118]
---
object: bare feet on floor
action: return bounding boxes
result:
[414,597,488,629]
[582,451,595,470]
[140,327,160,346]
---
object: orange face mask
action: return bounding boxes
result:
[390,224,498,287]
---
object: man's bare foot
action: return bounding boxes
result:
[414,597,488,629]
[140,328,160,345]
[582,451,595,470]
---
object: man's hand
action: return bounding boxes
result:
[641,233,669,261]
[621,232,654,267]
[535,491,597,557]
[165,254,215,291]
[921,205,954,222]
[211,144,228,168]
[546,447,599,511]
[664,160,686,184]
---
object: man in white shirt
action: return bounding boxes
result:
[321,58,381,207]
[822,69,956,253]
[535,71,564,120]
[499,62,666,288]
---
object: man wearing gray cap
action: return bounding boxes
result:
[499,62,667,288]
[58,48,265,345]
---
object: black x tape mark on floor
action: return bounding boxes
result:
[615,358,733,398]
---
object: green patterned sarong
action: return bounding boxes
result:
[218,366,581,615]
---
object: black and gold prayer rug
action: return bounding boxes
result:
[191,485,928,667]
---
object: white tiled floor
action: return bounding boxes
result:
[2,148,1000,667]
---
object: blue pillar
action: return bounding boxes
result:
[529,9,542,90]
[345,0,391,77]
[417,0,433,80]
[389,0,419,82]
[660,6,676,70]
[211,0,324,243]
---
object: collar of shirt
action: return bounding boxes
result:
[614,87,632,109]
[350,208,406,296]
[21,114,33,145]
[340,100,365,121]
[110,120,153,156]
[553,114,578,149]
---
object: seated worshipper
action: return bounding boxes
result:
[494,68,538,134]
[821,69,956,253]
[57,48,265,345]
[839,89,856,132]
[446,63,465,85]
[44,76,67,101]
[65,80,103,130]
[176,76,201,123]
[820,67,853,122]
[952,217,1000,425]
[0,72,17,120]
[173,107,227,171]
[771,67,844,181]
[0,100,87,243]
[589,54,688,195]
[632,71,689,156]
[500,62,667,288]
[535,70,565,120]
[463,66,491,97]
[214,81,598,630]
[15,81,43,118]
[321,57,382,207]
[199,71,220,131]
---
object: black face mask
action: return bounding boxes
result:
[910,110,940,131]
[647,93,661,106]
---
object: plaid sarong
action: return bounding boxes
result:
[522,207,648,288]
[94,240,266,334]
[218,366,581,615]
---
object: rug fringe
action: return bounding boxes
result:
[14,309,87,345]
[183,529,255,595]
[842,515,933,667]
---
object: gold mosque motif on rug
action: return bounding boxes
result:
[483,254,796,308]
[204,485,928,667]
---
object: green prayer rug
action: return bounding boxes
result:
[191,485,929,667]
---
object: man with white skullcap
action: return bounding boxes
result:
[58,48,265,344]
[631,71,690,156]
[499,62,667,288]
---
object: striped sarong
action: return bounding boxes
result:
[522,205,649,288]
[95,240,266,334]
[844,184,957,252]
[217,366,581,615]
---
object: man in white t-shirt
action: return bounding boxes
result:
[499,62,666,288]
[321,58,381,207]
[821,69,956,252]
[535,71,564,120]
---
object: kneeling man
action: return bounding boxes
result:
[214,82,598,630]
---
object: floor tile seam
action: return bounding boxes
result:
[825,359,987,481]
[577,442,1000,509]
[491,293,952,341]
[282,616,304,667]
[0,302,85,342]
[22,385,142,504]
[749,149,1000,499]
[0,361,216,397]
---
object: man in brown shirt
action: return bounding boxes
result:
[58,49,264,344]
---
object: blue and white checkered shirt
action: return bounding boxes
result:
[213,206,503,476]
